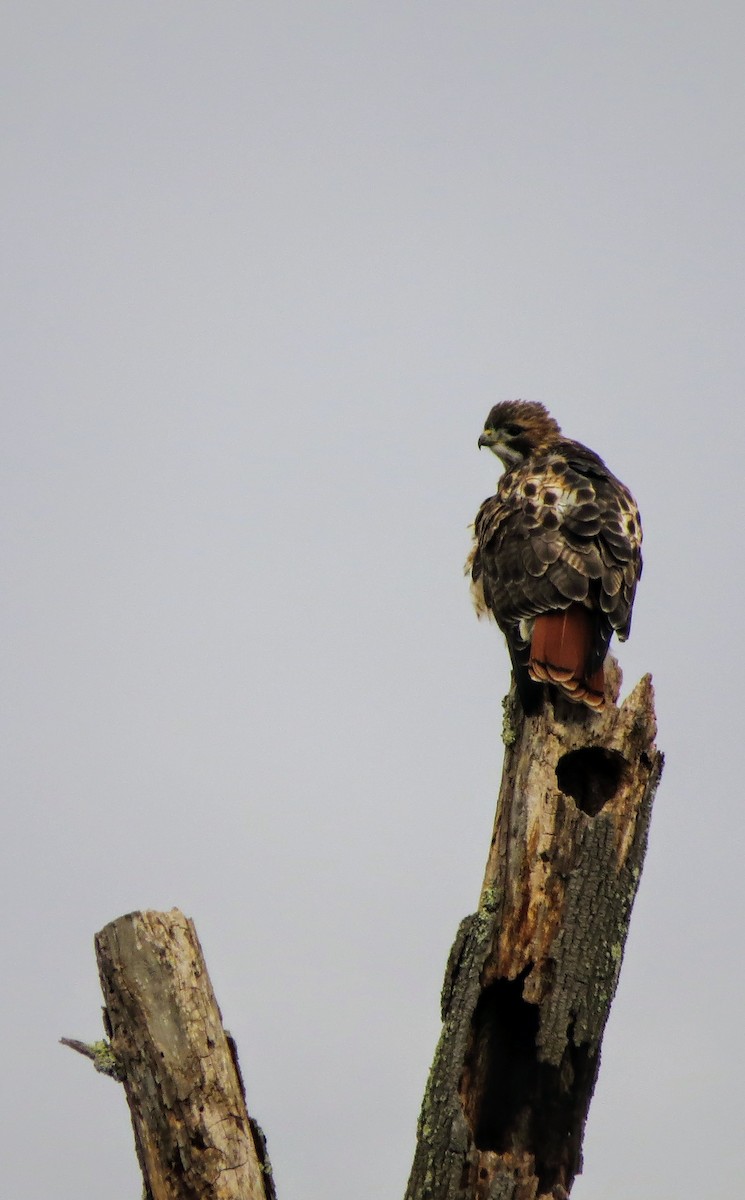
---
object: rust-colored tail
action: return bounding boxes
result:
[529,606,605,709]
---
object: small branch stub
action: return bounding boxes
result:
[94,908,273,1200]
[405,662,663,1200]
[60,1036,123,1080]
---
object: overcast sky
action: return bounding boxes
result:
[3,3,745,1197]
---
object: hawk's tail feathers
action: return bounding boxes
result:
[529,607,606,710]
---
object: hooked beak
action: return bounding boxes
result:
[478,429,495,450]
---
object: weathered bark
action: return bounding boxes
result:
[93,908,274,1200]
[405,661,663,1200]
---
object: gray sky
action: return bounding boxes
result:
[3,3,744,1196]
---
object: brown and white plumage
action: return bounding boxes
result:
[468,400,642,711]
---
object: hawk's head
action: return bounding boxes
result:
[478,400,562,468]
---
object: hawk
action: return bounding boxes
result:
[468,400,642,712]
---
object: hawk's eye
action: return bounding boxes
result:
[504,423,523,437]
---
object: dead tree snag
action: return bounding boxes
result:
[405,661,663,1200]
[90,908,274,1200]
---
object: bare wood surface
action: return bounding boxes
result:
[94,908,273,1200]
[405,661,663,1200]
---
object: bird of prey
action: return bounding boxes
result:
[467,400,642,712]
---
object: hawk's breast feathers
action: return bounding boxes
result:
[469,402,642,711]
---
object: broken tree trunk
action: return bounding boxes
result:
[92,908,274,1200]
[405,661,663,1200]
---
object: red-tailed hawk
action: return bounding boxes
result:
[468,400,642,712]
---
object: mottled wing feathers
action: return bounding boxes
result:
[470,435,642,705]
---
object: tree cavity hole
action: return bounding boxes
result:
[556,747,627,816]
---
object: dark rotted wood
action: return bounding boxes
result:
[405,661,663,1200]
[94,909,274,1200]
